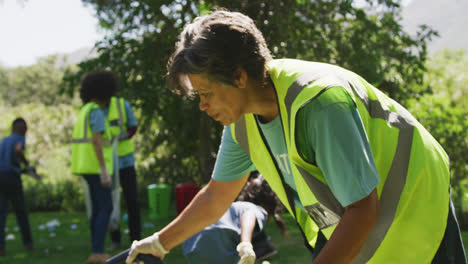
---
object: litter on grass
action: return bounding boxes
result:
[46,219,61,231]
[143,222,155,229]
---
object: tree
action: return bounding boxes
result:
[423,49,468,109]
[0,55,78,107]
[407,94,468,226]
[0,103,83,211]
[63,0,436,184]
[407,49,468,225]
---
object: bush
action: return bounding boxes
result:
[407,94,468,227]
[22,176,85,212]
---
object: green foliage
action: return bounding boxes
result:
[0,103,77,182]
[407,94,468,225]
[406,49,468,225]
[230,0,436,102]
[0,103,82,211]
[22,176,85,212]
[0,55,80,107]
[62,0,436,185]
[423,49,468,109]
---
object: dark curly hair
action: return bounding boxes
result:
[237,171,289,236]
[167,9,272,96]
[12,117,27,134]
[80,71,118,103]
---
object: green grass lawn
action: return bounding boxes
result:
[2,210,468,264]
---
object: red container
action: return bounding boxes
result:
[175,183,200,214]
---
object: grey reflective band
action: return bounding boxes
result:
[117,134,129,141]
[348,82,414,264]
[296,165,344,217]
[115,97,128,140]
[83,110,89,139]
[234,115,250,157]
[304,201,341,229]
[73,106,112,146]
[285,72,415,263]
[285,72,323,127]
[71,138,112,146]
[71,138,92,143]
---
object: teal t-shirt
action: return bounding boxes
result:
[89,108,106,133]
[212,87,380,207]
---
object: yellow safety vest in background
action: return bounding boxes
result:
[108,96,135,157]
[71,102,113,175]
[232,59,450,263]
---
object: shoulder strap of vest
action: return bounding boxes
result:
[72,102,111,146]
[233,115,316,252]
[72,102,98,143]
[284,71,419,263]
[117,97,130,140]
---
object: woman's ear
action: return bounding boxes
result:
[234,67,248,89]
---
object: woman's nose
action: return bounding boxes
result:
[199,99,208,111]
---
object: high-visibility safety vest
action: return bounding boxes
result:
[108,96,135,157]
[71,102,113,175]
[231,59,450,263]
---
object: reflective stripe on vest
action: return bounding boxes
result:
[71,106,112,145]
[108,97,135,157]
[233,59,450,263]
[234,115,325,250]
[71,102,113,175]
[285,72,416,262]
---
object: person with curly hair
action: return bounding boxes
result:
[72,71,117,264]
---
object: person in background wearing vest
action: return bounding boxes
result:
[0,118,40,257]
[80,72,142,250]
[106,92,142,249]
[126,9,466,264]
[72,72,115,264]
[104,72,142,249]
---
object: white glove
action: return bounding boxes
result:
[125,232,169,264]
[237,241,256,264]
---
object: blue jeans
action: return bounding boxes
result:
[82,174,113,253]
[0,172,33,250]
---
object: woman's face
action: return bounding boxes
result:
[187,73,247,126]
